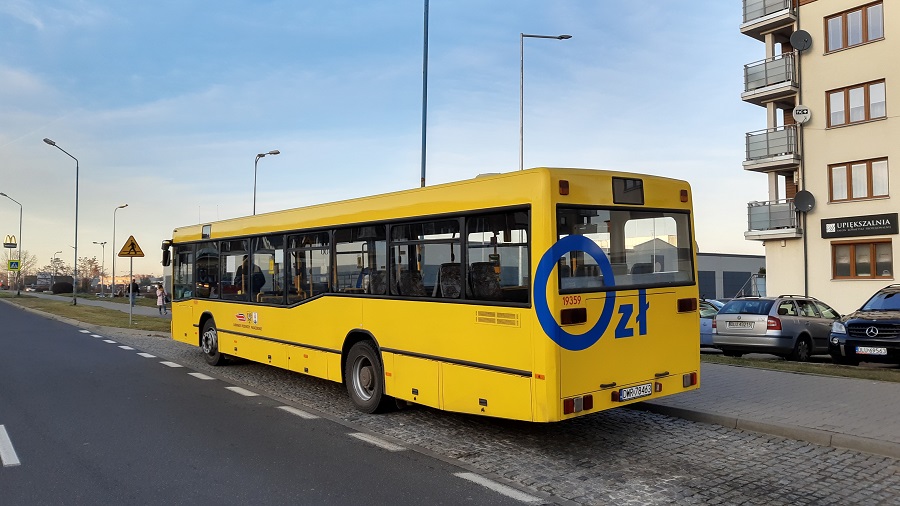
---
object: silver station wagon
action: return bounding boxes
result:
[712,295,841,361]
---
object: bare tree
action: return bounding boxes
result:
[2,249,38,288]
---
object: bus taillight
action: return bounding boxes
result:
[682,372,697,387]
[563,394,593,414]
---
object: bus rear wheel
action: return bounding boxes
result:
[345,341,392,413]
[201,320,226,366]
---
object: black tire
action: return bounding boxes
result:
[788,336,812,362]
[830,353,859,366]
[200,319,226,366]
[345,341,392,413]
[722,350,743,358]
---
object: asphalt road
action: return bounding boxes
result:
[0,303,532,505]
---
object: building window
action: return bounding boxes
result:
[827,80,886,127]
[826,2,884,52]
[833,240,893,279]
[829,158,889,202]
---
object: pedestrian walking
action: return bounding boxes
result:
[156,283,168,315]
[130,278,140,307]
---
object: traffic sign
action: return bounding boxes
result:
[8,260,20,271]
[118,235,145,258]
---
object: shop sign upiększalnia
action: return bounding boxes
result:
[821,213,899,239]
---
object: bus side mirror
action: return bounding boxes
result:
[162,250,171,267]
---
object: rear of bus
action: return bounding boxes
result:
[533,170,699,420]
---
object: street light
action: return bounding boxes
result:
[519,33,571,171]
[93,241,107,297]
[253,149,280,215]
[420,0,430,188]
[52,250,62,287]
[0,192,22,295]
[112,204,128,296]
[43,137,80,305]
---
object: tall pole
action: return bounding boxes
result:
[93,241,106,296]
[518,34,572,171]
[0,193,22,295]
[113,204,128,296]
[420,0,429,188]
[253,149,280,215]
[52,250,61,287]
[43,138,79,305]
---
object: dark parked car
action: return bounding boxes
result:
[830,284,900,366]
[713,295,841,361]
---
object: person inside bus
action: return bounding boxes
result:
[234,255,266,295]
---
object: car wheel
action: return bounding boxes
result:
[788,336,812,362]
[345,341,393,414]
[200,319,227,366]
[722,350,743,358]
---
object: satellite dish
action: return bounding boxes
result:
[792,105,811,124]
[794,190,815,213]
[790,30,812,51]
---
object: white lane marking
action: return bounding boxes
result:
[79,330,90,334]
[226,386,259,397]
[348,432,405,452]
[188,373,215,380]
[160,361,183,368]
[137,353,156,358]
[90,334,102,338]
[103,340,117,344]
[118,346,135,351]
[93,335,105,339]
[454,473,542,503]
[0,425,21,467]
[277,406,319,420]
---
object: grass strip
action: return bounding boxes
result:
[0,292,170,332]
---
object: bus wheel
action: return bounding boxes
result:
[345,341,391,413]
[201,320,226,366]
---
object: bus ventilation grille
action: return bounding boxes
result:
[475,311,520,327]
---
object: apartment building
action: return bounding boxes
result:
[740,0,897,313]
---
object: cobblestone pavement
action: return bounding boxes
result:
[86,327,899,506]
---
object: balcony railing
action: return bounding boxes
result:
[743,0,792,24]
[747,199,797,231]
[744,53,796,93]
[745,125,798,162]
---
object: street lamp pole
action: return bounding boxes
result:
[93,241,107,296]
[112,204,128,296]
[43,137,80,305]
[52,250,62,287]
[253,149,280,215]
[0,193,22,295]
[519,33,572,171]
[420,0,429,188]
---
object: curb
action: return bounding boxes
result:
[633,402,900,460]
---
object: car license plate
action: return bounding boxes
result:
[618,383,653,402]
[856,346,888,355]
[727,321,754,329]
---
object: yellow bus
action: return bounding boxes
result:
[162,168,700,422]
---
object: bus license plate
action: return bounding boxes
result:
[619,383,653,402]
[727,321,754,329]
[856,346,887,355]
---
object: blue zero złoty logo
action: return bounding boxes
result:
[533,235,617,351]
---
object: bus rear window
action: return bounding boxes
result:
[556,207,694,292]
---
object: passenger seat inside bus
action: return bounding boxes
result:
[396,270,427,297]
[468,262,503,300]
[431,263,461,299]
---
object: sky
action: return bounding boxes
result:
[0,0,765,277]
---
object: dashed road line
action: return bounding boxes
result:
[348,432,405,452]
[160,361,183,368]
[454,473,542,504]
[136,353,156,358]
[102,340,117,344]
[225,386,259,397]
[118,346,135,351]
[277,406,319,419]
[0,425,21,467]
[90,334,103,338]
[79,330,90,334]
[188,373,215,380]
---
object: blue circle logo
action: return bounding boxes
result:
[532,235,617,351]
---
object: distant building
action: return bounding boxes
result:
[697,253,766,300]
[740,0,896,313]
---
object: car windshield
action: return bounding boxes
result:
[719,299,774,315]
[861,290,900,311]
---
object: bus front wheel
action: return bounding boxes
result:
[345,341,392,413]
[201,320,226,366]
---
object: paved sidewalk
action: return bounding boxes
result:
[26,291,171,318]
[638,362,900,459]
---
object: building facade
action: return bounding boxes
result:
[740,0,897,313]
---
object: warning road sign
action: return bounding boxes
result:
[118,235,145,258]
[7,260,20,271]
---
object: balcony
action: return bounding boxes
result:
[745,199,802,241]
[743,125,800,173]
[742,53,797,106]
[741,0,796,41]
